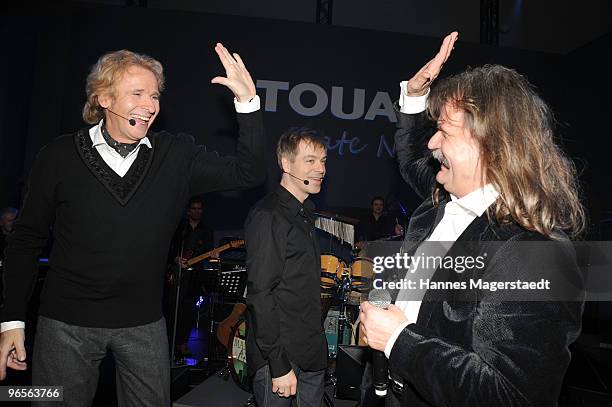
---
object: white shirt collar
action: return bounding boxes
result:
[448,184,499,217]
[89,119,152,149]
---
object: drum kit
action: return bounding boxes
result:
[173,211,400,404]
[320,252,373,356]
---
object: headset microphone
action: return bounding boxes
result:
[106,109,137,126]
[283,171,309,185]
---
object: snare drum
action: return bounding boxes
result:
[350,257,374,291]
[320,253,346,289]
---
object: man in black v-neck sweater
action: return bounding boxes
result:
[0,45,264,406]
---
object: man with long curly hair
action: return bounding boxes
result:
[360,32,585,407]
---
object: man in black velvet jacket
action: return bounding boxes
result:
[0,44,265,406]
[360,32,586,406]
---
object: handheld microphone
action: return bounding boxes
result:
[283,171,309,185]
[368,289,392,397]
[106,109,136,126]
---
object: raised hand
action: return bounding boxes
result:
[210,43,256,103]
[405,31,459,96]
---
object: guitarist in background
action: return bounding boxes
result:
[245,128,328,406]
[167,196,214,358]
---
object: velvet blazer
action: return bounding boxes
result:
[387,109,584,407]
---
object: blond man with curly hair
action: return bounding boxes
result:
[0,44,265,406]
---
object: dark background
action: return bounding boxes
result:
[1,1,610,236]
[0,1,611,404]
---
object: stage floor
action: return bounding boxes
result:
[4,322,612,406]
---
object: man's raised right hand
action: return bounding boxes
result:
[405,31,459,96]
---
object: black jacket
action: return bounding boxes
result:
[388,110,584,407]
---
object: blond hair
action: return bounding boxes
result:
[428,65,586,239]
[82,50,165,124]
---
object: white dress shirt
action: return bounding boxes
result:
[382,86,499,357]
[0,96,260,333]
[91,120,153,176]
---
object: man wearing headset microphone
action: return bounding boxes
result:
[0,43,265,406]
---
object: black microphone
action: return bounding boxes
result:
[106,109,136,126]
[368,289,392,397]
[283,171,309,185]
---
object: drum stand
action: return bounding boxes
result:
[336,273,353,355]
[324,272,354,391]
[199,291,222,372]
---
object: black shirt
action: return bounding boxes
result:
[169,220,214,265]
[356,213,397,242]
[245,185,328,378]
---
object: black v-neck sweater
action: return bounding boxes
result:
[2,111,264,328]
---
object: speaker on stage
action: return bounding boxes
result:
[335,345,368,400]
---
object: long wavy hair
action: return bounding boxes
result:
[427,65,586,239]
[82,50,165,124]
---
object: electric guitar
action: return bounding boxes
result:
[166,239,245,284]
[186,239,245,267]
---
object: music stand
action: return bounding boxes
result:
[215,267,247,300]
[201,266,247,371]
